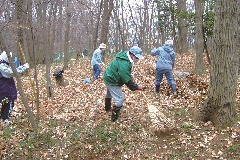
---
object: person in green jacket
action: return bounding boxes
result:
[103,46,144,122]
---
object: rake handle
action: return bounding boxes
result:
[144,36,155,48]
[18,42,36,100]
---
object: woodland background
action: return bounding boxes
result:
[0,0,239,159]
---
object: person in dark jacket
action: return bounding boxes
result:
[103,46,144,122]
[151,40,177,97]
[0,51,29,124]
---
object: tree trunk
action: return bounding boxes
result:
[63,0,71,70]
[41,1,53,97]
[59,0,63,60]
[51,1,58,54]
[156,1,165,46]
[169,1,177,49]
[196,0,239,130]
[177,0,188,54]
[92,0,103,51]
[16,0,24,61]
[100,0,114,52]
[25,0,35,66]
[194,0,204,75]
[36,1,44,64]
[25,0,40,121]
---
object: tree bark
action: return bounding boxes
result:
[59,0,63,60]
[16,0,25,61]
[100,0,114,53]
[156,0,165,46]
[41,0,53,97]
[194,0,204,75]
[177,0,188,54]
[92,0,103,51]
[196,0,239,130]
[63,0,71,70]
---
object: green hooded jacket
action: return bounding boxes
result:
[104,50,133,87]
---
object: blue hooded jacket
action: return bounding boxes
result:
[151,44,176,71]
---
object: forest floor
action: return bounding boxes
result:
[0,51,240,159]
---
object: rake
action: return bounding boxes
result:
[132,72,175,130]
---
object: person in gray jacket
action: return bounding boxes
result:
[0,51,29,124]
[151,40,177,97]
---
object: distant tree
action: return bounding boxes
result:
[113,2,125,50]
[58,0,63,60]
[196,0,239,129]
[177,0,188,54]
[63,0,71,70]
[41,0,53,97]
[92,0,103,51]
[202,0,215,65]
[100,0,114,49]
[16,0,24,59]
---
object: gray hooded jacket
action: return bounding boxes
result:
[0,51,27,78]
[151,44,176,72]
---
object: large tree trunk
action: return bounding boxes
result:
[194,0,204,75]
[196,0,239,130]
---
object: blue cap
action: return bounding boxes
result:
[129,46,144,59]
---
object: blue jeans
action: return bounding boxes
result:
[93,64,102,79]
[155,69,175,86]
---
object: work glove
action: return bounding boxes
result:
[137,85,142,90]
[23,63,29,69]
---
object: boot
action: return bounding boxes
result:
[155,85,160,93]
[105,98,112,111]
[111,107,122,122]
[171,85,177,97]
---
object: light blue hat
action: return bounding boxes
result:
[129,46,144,59]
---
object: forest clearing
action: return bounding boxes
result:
[0,52,239,159]
[0,0,239,159]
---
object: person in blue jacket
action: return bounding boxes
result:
[91,43,106,80]
[103,46,144,122]
[151,40,177,97]
[0,51,29,124]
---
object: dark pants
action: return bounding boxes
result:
[1,100,14,120]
